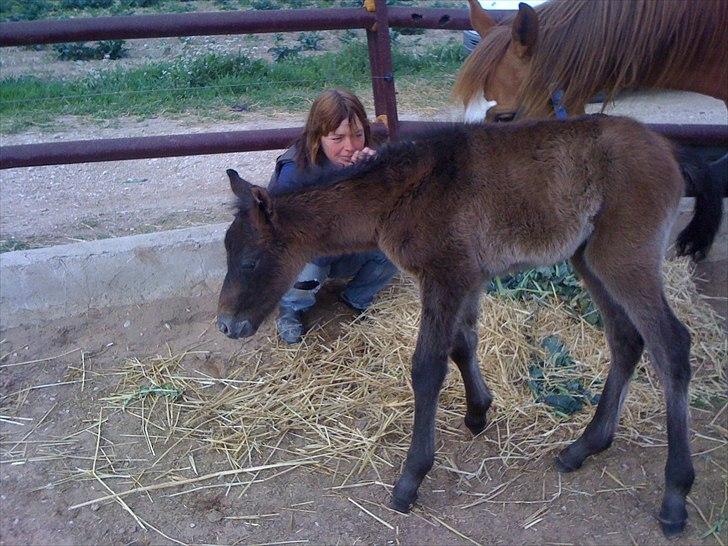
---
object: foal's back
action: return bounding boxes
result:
[382,116,683,279]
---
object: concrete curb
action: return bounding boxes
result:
[0,223,228,329]
[0,198,725,330]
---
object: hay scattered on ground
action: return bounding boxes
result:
[105,257,726,483]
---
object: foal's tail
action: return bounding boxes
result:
[674,146,724,261]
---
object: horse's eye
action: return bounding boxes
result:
[240,260,258,271]
[494,112,516,123]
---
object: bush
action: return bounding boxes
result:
[250,0,278,9]
[0,0,51,21]
[119,0,166,6]
[60,0,114,8]
[53,40,129,61]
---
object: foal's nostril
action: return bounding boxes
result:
[217,317,230,336]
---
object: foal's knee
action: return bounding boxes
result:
[663,319,691,385]
[450,328,477,364]
[412,350,448,390]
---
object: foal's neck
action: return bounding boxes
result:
[274,175,389,261]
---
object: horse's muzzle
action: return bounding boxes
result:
[217,315,255,339]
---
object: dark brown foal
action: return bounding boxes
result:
[217,115,720,536]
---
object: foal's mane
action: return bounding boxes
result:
[233,137,428,214]
[453,0,727,117]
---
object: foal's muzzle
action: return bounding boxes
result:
[217,314,255,339]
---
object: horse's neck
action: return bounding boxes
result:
[275,179,386,260]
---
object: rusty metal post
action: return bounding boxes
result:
[365,0,399,140]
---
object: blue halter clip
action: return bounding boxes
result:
[550,89,568,119]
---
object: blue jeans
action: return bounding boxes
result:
[280,251,397,313]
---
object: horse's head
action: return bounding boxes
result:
[216,170,300,339]
[457,2,539,122]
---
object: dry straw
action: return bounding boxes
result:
[34,257,723,545]
[99,258,725,487]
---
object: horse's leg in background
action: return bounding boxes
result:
[390,277,466,513]
[555,246,644,472]
[450,289,492,434]
[584,242,694,537]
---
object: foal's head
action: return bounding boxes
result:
[217,170,299,339]
[455,2,539,122]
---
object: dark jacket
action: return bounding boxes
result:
[268,145,332,195]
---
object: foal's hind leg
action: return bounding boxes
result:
[450,290,492,435]
[585,247,694,536]
[555,247,644,472]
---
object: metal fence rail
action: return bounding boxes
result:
[3,122,725,170]
[0,7,512,46]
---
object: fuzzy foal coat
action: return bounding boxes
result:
[218,115,697,536]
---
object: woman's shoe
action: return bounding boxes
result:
[276,309,304,344]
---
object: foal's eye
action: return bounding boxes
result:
[240,260,258,271]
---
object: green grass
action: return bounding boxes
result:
[0,40,466,131]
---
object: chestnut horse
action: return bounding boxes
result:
[217,116,721,536]
[454,0,728,122]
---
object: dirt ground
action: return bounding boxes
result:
[1,91,727,545]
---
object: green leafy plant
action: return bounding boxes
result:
[53,40,129,61]
[251,0,278,9]
[0,0,51,21]
[527,336,601,415]
[298,32,325,51]
[60,0,114,8]
[487,261,602,326]
[268,34,301,62]
[0,238,35,253]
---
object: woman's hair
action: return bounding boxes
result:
[294,89,371,169]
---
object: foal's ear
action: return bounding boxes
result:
[511,2,539,58]
[227,169,275,228]
[467,0,496,37]
[250,185,274,220]
[227,169,252,200]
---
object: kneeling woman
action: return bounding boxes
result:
[268,89,398,344]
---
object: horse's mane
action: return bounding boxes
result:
[453,0,728,117]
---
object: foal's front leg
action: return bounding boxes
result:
[391,279,464,513]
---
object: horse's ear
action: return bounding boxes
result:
[227,169,252,200]
[467,0,496,37]
[511,2,539,58]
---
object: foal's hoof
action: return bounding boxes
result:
[464,414,487,436]
[659,498,688,537]
[554,454,582,473]
[390,494,415,514]
[658,516,687,537]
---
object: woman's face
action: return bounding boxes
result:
[320,117,366,167]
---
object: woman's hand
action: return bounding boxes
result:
[350,147,376,165]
